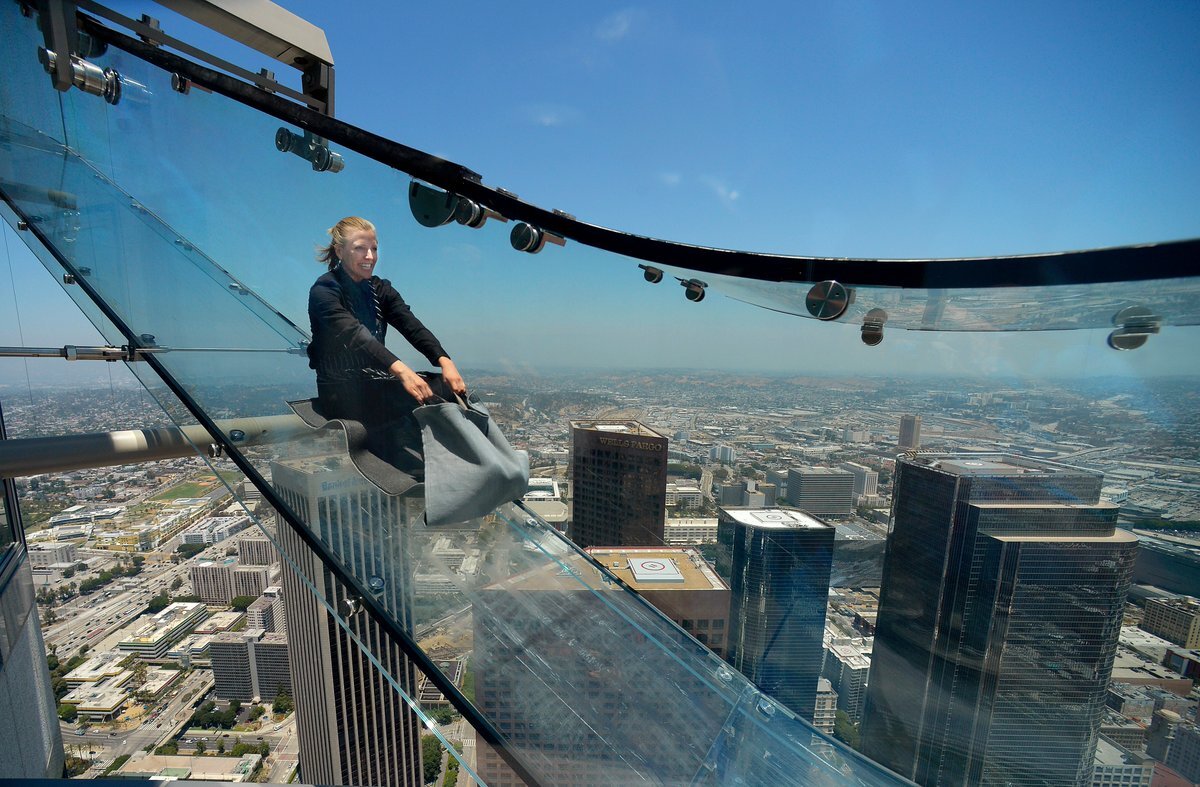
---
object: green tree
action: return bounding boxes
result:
[62,567,75,579]
[421,734,442,784]
[216,739,225,755]
[170,577,183,591]
[833,710,860,750]
[147,591,170,613]
[249,704,266,721]
[63,756,91,777]
[272,690,293,715]
[194,740,206,755]
[229,595,256,612]
[57,703,78,723]
[155,742,178,756]
[712,466,730,481]
[44,607,58,625]
[177,543,206,559]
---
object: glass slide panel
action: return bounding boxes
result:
[674,267,1200,332]
[0,9,908,785]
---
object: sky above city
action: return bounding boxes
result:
[2,0,1199,389]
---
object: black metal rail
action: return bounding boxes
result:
[74,13,1199,291]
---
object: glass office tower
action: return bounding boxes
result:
[861,455,1137,786]
[717,508,835,721]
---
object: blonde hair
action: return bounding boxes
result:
[317,216,376,271]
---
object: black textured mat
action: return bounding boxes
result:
[287,398,423,497]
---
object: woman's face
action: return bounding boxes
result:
[338,229,378,282]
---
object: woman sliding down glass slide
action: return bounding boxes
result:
[293,216,529,521]
[293,216,465,491]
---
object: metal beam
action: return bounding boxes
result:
[152,0,333,68]
[0,414,308,477]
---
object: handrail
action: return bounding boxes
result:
[74,11,1199,291]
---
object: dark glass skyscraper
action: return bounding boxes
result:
[569,420,667,548]
[898,415,922,449]
[717,507,835,720]
[860,455,1137,787]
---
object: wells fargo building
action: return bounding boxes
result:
[569,421,668,548]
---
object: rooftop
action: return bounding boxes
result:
[719,507,833,531]
[586,547,727,591]
[570,420,665,438]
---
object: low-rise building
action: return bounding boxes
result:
[118,602,207,659]
[1091,735,1154,787]
[117,753,262,782]
[586,546,730,658]
[1141,597,1200,649]
[27,541,78,568]
[813,677,837,734]
[663,517,718,545]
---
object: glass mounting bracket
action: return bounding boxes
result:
[275,127,344,173]
[1108,305,1161,351]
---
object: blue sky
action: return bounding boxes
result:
[2,0,1199,386]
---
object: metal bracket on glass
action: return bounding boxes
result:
[861,307,887,346]
[677,277,708,302]
[0,344,138,362]
[136,14,162,47]
[37,48,121,104]
[639,265,665,284]
[274,128,345,173]
[408,181,506,230]
[510,222,566,254]
[338,596,364,619]
[1108,306,1161,351]
[805,280,854,321]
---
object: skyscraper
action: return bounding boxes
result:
[717,507,835,720]
[898,414,921,449]
[0,404,63,779]
[787,467,854,517]
[272,456,423,787]
[569,420,667,548]
[860,454,1137,787]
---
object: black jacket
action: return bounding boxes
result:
[307,267,448,384]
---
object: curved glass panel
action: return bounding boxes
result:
[666,267,1200,332]
[3,5,1198,787]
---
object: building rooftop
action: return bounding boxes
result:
[586,547,727,591]
[720,507,833,531]
[570,420,665,438]
[1094,735,1152,767]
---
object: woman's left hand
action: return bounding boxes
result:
[438,357,468,396]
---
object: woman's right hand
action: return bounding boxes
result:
[389,360,434,403]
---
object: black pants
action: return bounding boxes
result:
[316,373,455,476]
